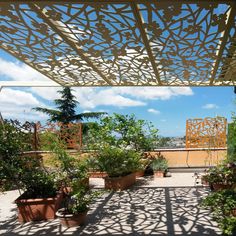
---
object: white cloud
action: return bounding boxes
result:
[112,87,193,100]
[27,87,194,110]
[31,87,60,101]
[0,88,40,106]
[0,57,194,110]
[147,108,160,114]
[0,88,47,121]
[72,87,146,109]
[0,58,49,82]
[202,103,219,109]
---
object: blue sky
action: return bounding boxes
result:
[0,49,235,137]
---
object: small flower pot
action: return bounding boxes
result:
[56,208,88,227]
[154,171,165,178]
[105,173,136,191]
[15,190,63,223]
[88,171,108,178]
[212,183,232,191]
[134,171,145,178]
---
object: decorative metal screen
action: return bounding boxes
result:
[0,1,236,86]
[186,117,227,148]
[36,122,82,150]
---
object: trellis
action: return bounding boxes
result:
[186,117,227,148]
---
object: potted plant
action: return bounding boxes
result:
[0,121,63,222]
[42,132,89,190]
[203,164,236,191]
[86,156,108,178]
[151,156,168,178]
[201,189,236,236]
[97,147,141,190]
[15,169,63,222]
[134,158,149,178]
[56,182,100,227]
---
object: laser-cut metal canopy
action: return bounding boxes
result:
[0,1,236,86]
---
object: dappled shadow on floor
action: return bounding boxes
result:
[0,183,221,235]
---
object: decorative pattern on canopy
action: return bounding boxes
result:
[0,1,236,86]
[186,117,227,148]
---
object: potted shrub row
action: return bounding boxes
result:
[93,146,142,191]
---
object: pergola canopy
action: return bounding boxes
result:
[0,1,236,86]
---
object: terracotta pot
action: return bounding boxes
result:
[88,171,108,178]
[134,171,145,178]
[212,183,232,191]
[56,208,88,228]
[232,208,236,216]
[15,191,63,223]
[105,173,136,191]
[154,171,164,178]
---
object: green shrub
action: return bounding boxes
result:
[86,156,104,172]
[85,113,158,151]
[203,164,236,186]
[201,190,236,236]
[97,147,141,177]
[151,156,168,171]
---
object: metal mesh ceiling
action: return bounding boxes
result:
[0,1,236,86]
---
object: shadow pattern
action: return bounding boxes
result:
[0,186,221,235]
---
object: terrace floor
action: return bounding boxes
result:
[0,173,221,235]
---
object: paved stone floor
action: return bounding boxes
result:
[0,173,221,235]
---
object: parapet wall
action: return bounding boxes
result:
[148,148,227,168]
[23,148,227,169]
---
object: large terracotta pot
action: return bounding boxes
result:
[15,191,63,223]
[88,171,108,178]
[154,171,164,178]
[134,171,145,178]
[105,173,136,191]
[56,208,88,227]
[212,183,232,191]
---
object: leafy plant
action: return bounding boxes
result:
[65,184,100,214]
[97,146,141,177]
[228,113,236,163]
[86,156,104,172]
[0,121,59,198]
[201,190,236,236]
[20,170,57,199]
[86,113,158,151]
[42,131,88,186]
[203,164,236,186]
[151,155,168,171]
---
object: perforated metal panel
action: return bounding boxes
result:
[1,1,236,86]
